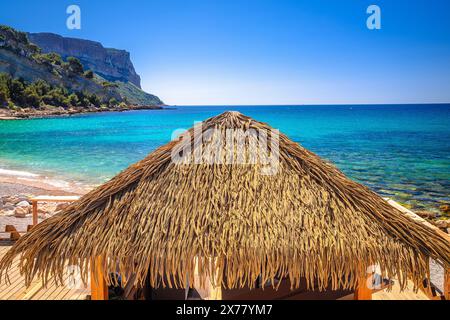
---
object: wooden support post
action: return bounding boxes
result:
[10,231,21,241]
[209,284,222,300]
[32,201,38,226]
[5,225,17,232]
[5,225,20,241]
[445,268,449,300]
[192,257,222,300]
[90,256,108,300]
[354,269,373,300]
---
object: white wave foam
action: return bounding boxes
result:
[0,168,40,178]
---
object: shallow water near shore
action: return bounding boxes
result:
[0,104,449,211]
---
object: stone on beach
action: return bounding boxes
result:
[35,203,59,218]
[434,219,449,229]
[2,203,15,211]
[2,195,28,205]
[415,211,436,219]
[16,200,30,207]
[55,202,70,212]
[14,206,28,218]
[0,209,15,217]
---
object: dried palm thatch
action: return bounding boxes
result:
[1,111,449,292]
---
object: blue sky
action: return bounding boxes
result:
[1,0,450,105]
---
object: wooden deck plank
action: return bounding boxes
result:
[0,245,89,300]
[14,279,43,300]
[373,280,429,300]
[32,279,63,300]
[0,259,21,284]
[0,260,27,300]
[26,280,50,300]
[0,248,37,300]
[57,279,89,300]
[70,288,89,300]
[39,280,69,300]
[1,277,27,299]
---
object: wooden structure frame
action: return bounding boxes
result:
[354,271,373,300]
[29,196,80,226]
[445,268,449,300]
[90,256,108,300]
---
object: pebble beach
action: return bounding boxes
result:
[0,170,89,233]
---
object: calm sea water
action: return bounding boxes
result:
[0,105,449,211]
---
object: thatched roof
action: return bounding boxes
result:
[1,111,449,292]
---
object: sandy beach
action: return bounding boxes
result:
[0,168,91,233]
[0,170,89,196]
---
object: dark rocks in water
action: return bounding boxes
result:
[415,211,437,219]
[434,219,450,230]
[440,204,450,215]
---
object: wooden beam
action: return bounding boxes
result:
[32,201,38,226]
[354,270,373,300]
[90,256,108,300]
[28,196,80,228]
[29,195,80,202]
[445,268,449,300]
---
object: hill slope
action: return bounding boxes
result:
[0,26,118,102]
[28,32,163,106]
[0,25,163,118]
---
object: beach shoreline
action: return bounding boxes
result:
[0,167,92,234]
[0,166,92,196]
[0,104,166,120]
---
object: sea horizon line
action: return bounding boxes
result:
[166,102,450,107]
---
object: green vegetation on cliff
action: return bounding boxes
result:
[0,24,164,111]
[0,72,118,109]
[28,30,164,106]
[0,25,90,79]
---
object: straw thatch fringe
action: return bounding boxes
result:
[1,111,449,292]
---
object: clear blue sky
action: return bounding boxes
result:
[1,0,450,105]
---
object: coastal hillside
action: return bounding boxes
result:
[28,32,162,106]
[0,25,163,118]
[0,26,120,101]
[28,32,142,87]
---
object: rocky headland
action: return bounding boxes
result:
[0,24,164,119]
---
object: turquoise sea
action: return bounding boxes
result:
[0,104,449,211]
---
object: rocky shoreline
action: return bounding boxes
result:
[414,206,450,234]
[0,104,165,120]
[1,194,71,220]
[0,169,88,231]
[0,177,87,233]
